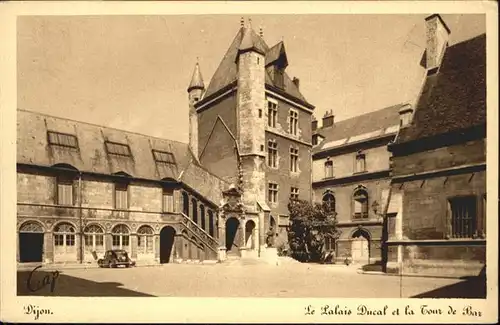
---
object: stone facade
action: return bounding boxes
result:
[17,164,220,265]
[385,15,486,277]
[312,104,404,264]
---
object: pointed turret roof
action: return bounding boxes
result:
[201,24,313,108]
[238,26,267,55]
[187,62,205,92]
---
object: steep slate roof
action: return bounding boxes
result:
[313,104,405,153]
[17,109,228,205]
[395,34,486,144]
[203,27,310,105]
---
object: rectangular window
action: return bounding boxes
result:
[47,131,79,149]
[114,183,129,210]
[325,160,334,178]
[268,183,278,204]
[267,140,278,168]
[290,187,299,201]
[105,141,132,157]
[449,196,477,238]
[290,147,299,172]
[112,235,121,247]
[54,234,64,246]
[267,100,277,128]
[355,153,366,173]
[96,235,104,246]
[57,179,73,206]
[289,110,299,135]
[65,234,75,246]
[163,189,174,212]
[153,150,176,164]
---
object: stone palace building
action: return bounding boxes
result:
[17,14,486,276]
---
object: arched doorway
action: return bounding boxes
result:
[84,224,105,262]
[351,228,370,264]
[53,222,77,263]
[225,217,240,256]
[159,226,175,263]
[245,220,256,249]
[19,221,44,262]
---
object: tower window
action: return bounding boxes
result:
[289,109,299,135]
[290,147,299,172]
[290,187,299,201]
[268,182,278,204]
[267,99,278,128]
[267,140,278,168]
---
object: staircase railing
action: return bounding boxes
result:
[178,212,219,255]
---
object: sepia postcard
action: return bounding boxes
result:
[0,1,498,323]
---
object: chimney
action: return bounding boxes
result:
[425,14,451,75]
[322,110,334,128]
[311,116,318,131]
[292,77,300,89]
[398,104,413,128]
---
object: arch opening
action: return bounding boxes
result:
[160,226,176,263]
[19,221,44,263]
[225,217,240,256]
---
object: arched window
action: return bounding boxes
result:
[208,210,215,237]
[192,198,198,225]
[137,225,154,254]
[200,205,206,231]
[182,192,189,216]
[112,224,130,249]
[353,187,369,219]
[322,192,336,213]
[84,224,104,251]
[325,159,334,178]
[54,222,76,251]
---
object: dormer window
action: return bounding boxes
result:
[105,141,132,157]
[47,131,78,149]
[153,149,176,165]
[274,68,284,89]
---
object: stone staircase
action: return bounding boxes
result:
[178,212,219,261]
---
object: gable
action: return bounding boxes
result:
[199,117,240,185]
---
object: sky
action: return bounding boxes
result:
[17,14,485,142]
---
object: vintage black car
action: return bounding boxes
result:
[97,249,136,268]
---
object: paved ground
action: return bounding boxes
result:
[17,262,486,298]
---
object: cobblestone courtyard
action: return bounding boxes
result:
[17,262,486,298]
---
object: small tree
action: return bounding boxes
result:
[287,199,338,263]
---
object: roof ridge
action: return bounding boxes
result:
[318,103,406,127]
[18,108,189,146]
